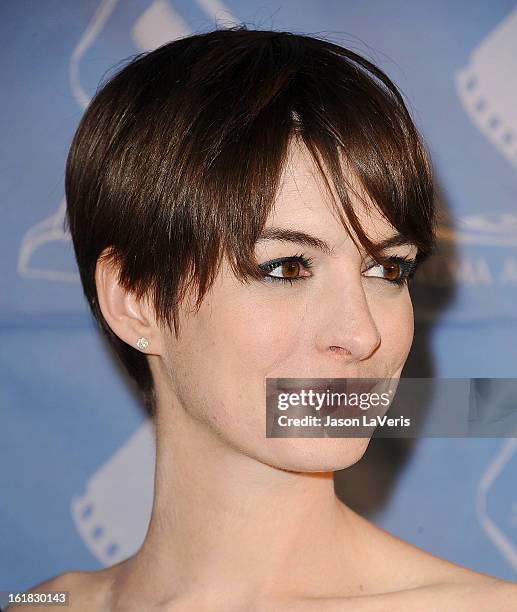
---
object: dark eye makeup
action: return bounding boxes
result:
[258,253,419,287]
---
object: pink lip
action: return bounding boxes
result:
[277,384,345,394]
[272,380,389,418]
[275,380,383,396]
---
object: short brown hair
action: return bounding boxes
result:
[65,26,436,417]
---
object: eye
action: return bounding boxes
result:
[363,256,417,287]
[258,253,314,285]
[258,253,418,287]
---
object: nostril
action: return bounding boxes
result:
[329,346,352,355]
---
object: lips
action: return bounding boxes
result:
[273,379,388,416]
[276,379,381,395]
[277,384,337,393]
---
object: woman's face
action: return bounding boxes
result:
[152,142,416,471]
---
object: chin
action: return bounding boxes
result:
[259,436,373,473]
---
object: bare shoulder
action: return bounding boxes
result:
[6,569,113,611]
[347,578,517,612]
[400,576,517,612]
[385,534,517,610]
[348,508,517,609]
[381,522,516,594]
[481,578,517,610]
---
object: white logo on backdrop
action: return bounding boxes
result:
[419,0,516,567]
[424,8,517,322]
[71,420,156,564]
[477,439,517,572]
[437,213,517,248]
[414,211,517,322]
[17,0,239,282]
[456,6,517,170]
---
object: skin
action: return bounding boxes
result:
[16,141,517,611]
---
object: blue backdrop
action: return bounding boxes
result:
[1,0,516,599]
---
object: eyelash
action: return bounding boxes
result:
[258,253,418,287]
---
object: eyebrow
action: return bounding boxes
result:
[257,227,416,255]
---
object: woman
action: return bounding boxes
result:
[20,26,516,611]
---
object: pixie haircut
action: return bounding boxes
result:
[65,26,436,417]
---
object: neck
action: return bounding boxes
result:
[111,399,365,608]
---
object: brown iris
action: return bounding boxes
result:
[382,261,401,282]
[281,260,301,279]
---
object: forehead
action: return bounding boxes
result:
[268,140,395,249]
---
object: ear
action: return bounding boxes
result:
[95,250,163,356]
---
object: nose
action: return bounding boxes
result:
[316,278,381,363]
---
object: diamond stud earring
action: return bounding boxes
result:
[136,337,149,350]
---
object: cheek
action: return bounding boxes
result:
[162,293,292,452]
[206,289,301,375]
[169,289,296,405]
[184,291,304,417]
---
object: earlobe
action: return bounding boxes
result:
[94,254,161,355]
